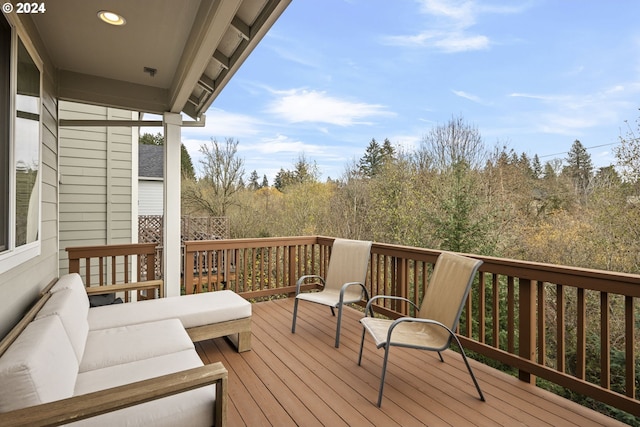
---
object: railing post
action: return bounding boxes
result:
[288,245,297,290]
[518,278,536,383]
[184,244,194,295]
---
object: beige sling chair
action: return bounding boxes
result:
[291,238,372,348]
[358,251,485,407]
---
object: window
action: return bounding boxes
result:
[0,15,10,252]
[0,14,42,272]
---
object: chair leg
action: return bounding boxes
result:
[357,328,366,365]
[451,334,485,401]
[334,304,343,348]
[330,306,335,316]
[291,298,299,333]
[437,351,444,362]
[377,344,391,407]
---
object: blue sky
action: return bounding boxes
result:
[181,0,640,182]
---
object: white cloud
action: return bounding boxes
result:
[385,31,489,52]
[266,89,395,126]
[452,89,487,104]
[384,0,528,52]
[240,134,326,156]
[417,0,476,27]
[181,108,264,139]
[507,84,640,137]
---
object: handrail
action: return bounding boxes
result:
[66,243,160,300]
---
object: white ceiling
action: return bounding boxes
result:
[27,0,291,119]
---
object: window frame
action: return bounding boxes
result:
[0,17,43,274]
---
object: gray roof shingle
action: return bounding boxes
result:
[138,144,164,178]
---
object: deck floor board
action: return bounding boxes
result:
[196,297,628,427]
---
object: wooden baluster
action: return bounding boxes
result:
[478,271,486,343]
[556,284,565,373]
[518,278,535,384]
[625,296,635,398]
[600,292,610,389]
[507,276,515,354]
[576,288,586,380]
[537,281,545,365]
[492,273,500,348]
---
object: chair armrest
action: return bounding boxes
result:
[0,362,228,427]
[387,317,454,350]
[364,295,418,317]
[85,280,164,299]
[339,281,369,304]
[295,275,325,295]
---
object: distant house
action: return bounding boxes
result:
[138,144,164,216]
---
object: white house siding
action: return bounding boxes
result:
[139,179,164,216]
[58,101,138,276]
[0,18,59,338]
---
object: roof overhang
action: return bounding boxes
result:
[25,0,291,119]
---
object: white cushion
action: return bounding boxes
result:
[36,288,89,363]
[80,319,194,373]
[88,290,251,330]
[73,350,215,427]
[51,272,86,294]
[0,316,78,411]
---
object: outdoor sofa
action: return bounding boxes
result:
[0,273,252,426]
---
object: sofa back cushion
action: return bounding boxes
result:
[0,315,78,411]
[36,287,89,363]
[51,272,86,295]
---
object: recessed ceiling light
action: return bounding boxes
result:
[97,10,126,26]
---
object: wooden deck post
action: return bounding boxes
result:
[518,278,536,383]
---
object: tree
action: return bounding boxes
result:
[615,113,640,183]
[431,162,492,253]
[273,154,319,191]
[261,174,269,188]
[180,145,196,180]
[139,132,164,146]
[418,115,487,171]
[358,138,395,177]
[182,137,244,216]
[563,139,593,199]
[248,170,260,190]
[532,154,543,179]
[419,117,493,253]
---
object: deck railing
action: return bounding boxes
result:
[66,243,162,301]
[182,236,640,418]
[67,237,640,418]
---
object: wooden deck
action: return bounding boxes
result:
[196,298,627,427]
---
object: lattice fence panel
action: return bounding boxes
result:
[138,215,230,279]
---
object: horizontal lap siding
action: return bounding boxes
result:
[58,101,136,277]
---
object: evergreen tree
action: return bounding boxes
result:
[358,138,395,177]
[261,174,269,188]
[180,145,195,180]
[532,154,543,179]
[274,155,319,191]
[248,170,260,190]
[564,139,593,198]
